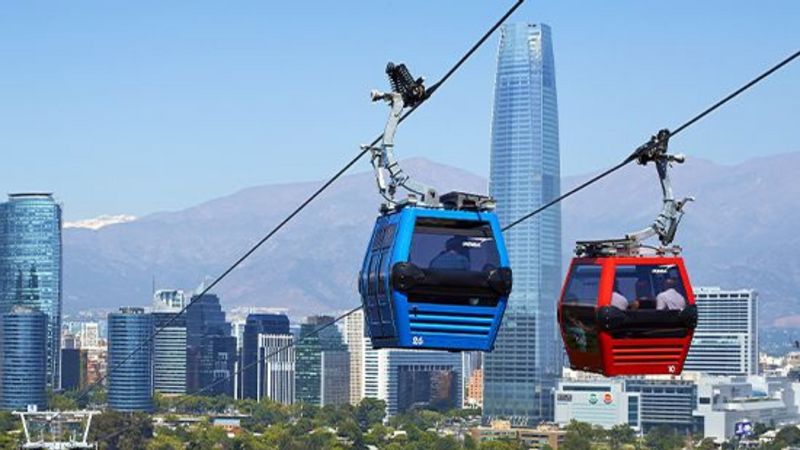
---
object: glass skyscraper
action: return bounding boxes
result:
[295,315,349,406]
[1,306,47,411]
[0,193,63,389]
[484,23,562,425]
[108,307,154,412]
[185,293,235,396]
[152,290,187,395]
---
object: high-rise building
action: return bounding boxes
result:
[78,322,100,349]
[185,293,234,395]
[152,314,187,395]
[363,349,463,416]
[153,289,186,311]
[241,313,291,401]
[0,193,63,389]
[485,23,562,425]
[107,307,153,412]
[152,290,187,395]
[685,287,759,376]
[61,348,87,391]
[1,306,47,411]
[343,309,366,405]
[199,335,237,397]
[295,315,349,406]
[256,334,295,404]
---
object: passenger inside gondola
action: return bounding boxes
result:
[430,236,470,270]
[656,276,686,311]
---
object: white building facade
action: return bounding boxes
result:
[554,379,641,430]
[685,287,758,376]
[257,334,295,404]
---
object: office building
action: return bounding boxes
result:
[467,369,485,408]
[554,379,641,430]
[295,315,349,406]
[241,313,292,402]
[255,334,295,404]
[61,348,88,391]
[1,306,47,411]
[694,375,799,443]
[485,23,562,425]
[199,335,237,397]
[185,293,233,395]
[0,193,63,390]
[152,313,187,395]
[78,322,100,349]
[686,287,759,376]
[344,309,366,405]
[364,349,463,416]
[153,289,186,311]
[108,307,153,412]
[151,290,187,395]
[625,379,697,433]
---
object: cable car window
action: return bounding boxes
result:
[372,226,385,251]
[609,264,691,339]
[377,252,386,296]
[563,265,602,307]
[613,265,687,311]
[561,264,601,354]
[367,256,379,297]
[408,219,499,272]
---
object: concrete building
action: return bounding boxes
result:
[256,334,295,404]
[694,375,799,443]
[554,379,641,430]
[625,379,697,433]
[686,287,759,376]
[467,369,484,408]
[485,22,563,425]
[343,309,366,405]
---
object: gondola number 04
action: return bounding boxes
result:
[412,336,424,346]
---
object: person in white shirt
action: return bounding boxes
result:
[656,277,686,310]
[610,283,630,310]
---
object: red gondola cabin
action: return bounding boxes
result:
[558,255,697,376]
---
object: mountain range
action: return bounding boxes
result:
[63,154,800,327]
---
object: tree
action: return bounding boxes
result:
[695,437,717,450]
[774,425,800,448]
[146,433,184,450]
[89,411,153,450]
[355,398,386,431]
[48,392,79,411]
[562,421,593,450]
[645,426,684,450]
[609,424,637,450]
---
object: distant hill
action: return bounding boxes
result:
[63,154,800,327]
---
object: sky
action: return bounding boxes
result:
[0,1,798,220]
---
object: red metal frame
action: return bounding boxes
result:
[558,256,696,377]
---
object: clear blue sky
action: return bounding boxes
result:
[1,1,798,220]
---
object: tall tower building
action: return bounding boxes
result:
[295,315,349,406]
[484,23,562,425]
[343,309,366,405]
[152,290,187,395]
[685,287,759,375]
[0,193,63,389]
[1,306,47,411]
[108,307,153,412]
[241,313,292,401]
[185,293,235,395]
